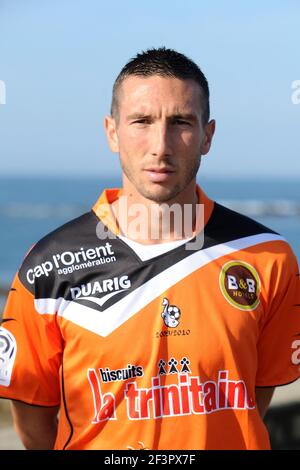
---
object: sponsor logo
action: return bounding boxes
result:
[0,327,17,387]
[161,297,181,328]
[99,364,144,383]
[26,243,116,284]
[70,275,131,307]
[87,358,255,423]
[219,260,261,311]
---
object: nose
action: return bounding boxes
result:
[150,122,172,159]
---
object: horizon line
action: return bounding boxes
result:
[0,173,300,181]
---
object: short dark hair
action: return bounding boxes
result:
[111,47,210,124]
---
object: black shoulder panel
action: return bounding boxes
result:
[202,202,278,249]
[17,203,280,311]
[18,211,111,295]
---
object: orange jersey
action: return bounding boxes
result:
[0,186,299,450]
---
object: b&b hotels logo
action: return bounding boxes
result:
[219,260,261,311]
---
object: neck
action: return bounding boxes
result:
[111,179,200,244]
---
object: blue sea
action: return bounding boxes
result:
[0,176,299,288]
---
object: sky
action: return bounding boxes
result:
[0,0,300,179]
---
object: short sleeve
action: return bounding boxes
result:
[256,244,300,387]
[0,271,63,406]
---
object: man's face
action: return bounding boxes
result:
[105,75,215,203]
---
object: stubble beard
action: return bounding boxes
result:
[120,156,202,204]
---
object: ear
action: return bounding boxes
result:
[104,115,119,153]
[200,119,216,155]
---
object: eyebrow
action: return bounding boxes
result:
[126,112,198,122]
[171,113,197,121]
[126,113,151,121]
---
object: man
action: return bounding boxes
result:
[0,48,299,450]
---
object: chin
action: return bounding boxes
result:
[139,185,180,203]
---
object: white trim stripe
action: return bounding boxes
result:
[34,233,285,337]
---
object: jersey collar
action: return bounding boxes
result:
[92,185,215,238]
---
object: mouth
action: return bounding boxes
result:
[143,168,175,183]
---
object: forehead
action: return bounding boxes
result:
[118,75,202,114]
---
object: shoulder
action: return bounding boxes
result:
[205,202,298,269]
[205,202,277,241]
[18,211,100,291]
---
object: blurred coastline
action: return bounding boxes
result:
[0,286,7,297]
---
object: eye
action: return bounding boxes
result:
[131,118,151,125]
[173,119,191,126]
